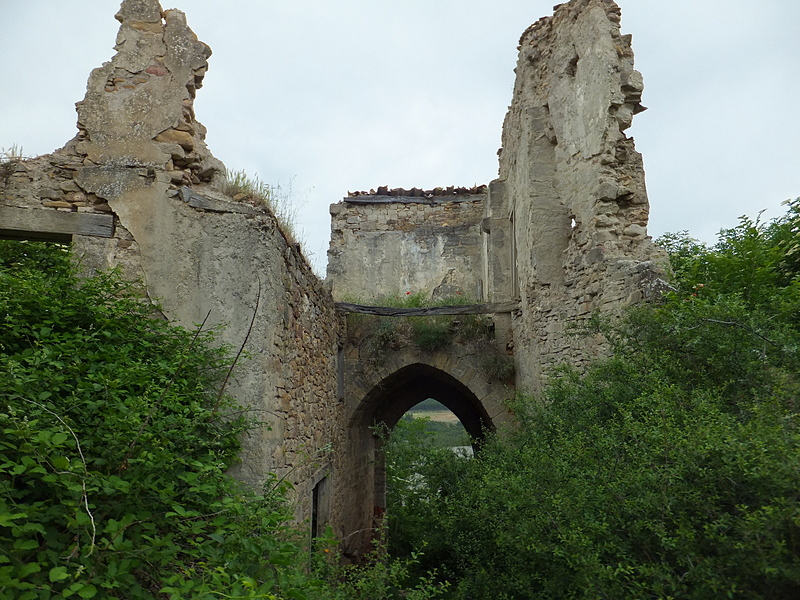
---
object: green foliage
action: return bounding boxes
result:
[777,198,800,280]
[381,419,471,574]
[657,203,800,320]
[382,202,800,598]
[0,241,449,600]
[308,529,450,600]
[0,242,295,599]
[475,347,515,381]
[0,242,311,599]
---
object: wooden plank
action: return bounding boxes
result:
[335,301,518,316]
[0,229,72,243]
[0,206,115,238]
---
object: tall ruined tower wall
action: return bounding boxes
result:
[495,0,668,391]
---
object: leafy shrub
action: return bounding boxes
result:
[0,241,450,600]
[657,203,800,320]
[386,308,800,598]
[0,241,313,599]
[308,528,451,600]
[382,203,800,599]
[410,317,452,351]
[381,418,471,575]
[476,344,515,380]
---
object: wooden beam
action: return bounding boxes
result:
[335,301,518,316]
[0,206,115,239]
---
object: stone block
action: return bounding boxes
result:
[154,129,194,151]
[38,188,63,200]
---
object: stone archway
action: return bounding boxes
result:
[338,348,513,560]
[354,362,493,441]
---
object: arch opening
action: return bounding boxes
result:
[353,362,494,442]
[401,398,471,452]
[344,363,494,557]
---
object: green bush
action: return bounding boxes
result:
[382,203,800,599]
[386,312,800,598]
[381,418,471,575]
[0,241,450,600]
[0,241,314,599]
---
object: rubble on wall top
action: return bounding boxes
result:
[347,184,488,199]
[519,0,622,47]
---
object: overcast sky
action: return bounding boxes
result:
[1,0,798,275]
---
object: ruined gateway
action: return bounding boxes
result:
[0,0,668,558]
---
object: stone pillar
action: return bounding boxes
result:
[485,179,514,349]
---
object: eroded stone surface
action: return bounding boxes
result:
[326,2,668,396]
[495,0,669,391]
[327,194,487,302]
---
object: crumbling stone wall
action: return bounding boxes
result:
[0,0,345,530]
[3,0,673,553]
[326,1,669,397]
[494,0,669,391]
[327,187,488,302]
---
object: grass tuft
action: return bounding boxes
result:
[222,169,301,246]
[0,144,25,185]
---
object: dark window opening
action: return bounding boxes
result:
[311,476,330,541]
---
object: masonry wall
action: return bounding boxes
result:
[0,0,346,532]
[496,0,669,392]
[327,191,487,302]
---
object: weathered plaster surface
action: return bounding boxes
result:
[327,192,487,302]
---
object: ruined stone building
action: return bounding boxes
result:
[0,0,667,558]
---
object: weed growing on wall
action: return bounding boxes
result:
[0,144,24,161]
[0,144,25,185]
[223,169,301,245]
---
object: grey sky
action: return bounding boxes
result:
[1,0,798,274]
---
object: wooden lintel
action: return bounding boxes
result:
[0,206,115,239]
[335,301,518,316]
